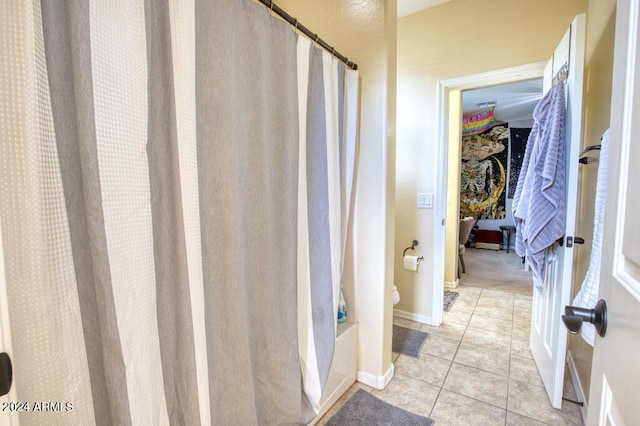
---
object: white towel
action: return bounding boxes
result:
[572,129,610,346]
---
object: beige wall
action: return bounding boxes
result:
[445,90,462,285]
[395,0,588,320]
[275,0,397,384]
[568,0,616,402]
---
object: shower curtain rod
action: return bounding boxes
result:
[257,0,358,70]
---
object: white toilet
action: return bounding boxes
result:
[393,285,400,306]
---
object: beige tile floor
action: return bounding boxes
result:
[318,286,584,425]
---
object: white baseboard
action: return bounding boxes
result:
[567,351,588,425]
[393,308,434,326]
[357,363,394,390]
[444,279,459,289]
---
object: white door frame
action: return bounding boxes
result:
[433,62,546,325]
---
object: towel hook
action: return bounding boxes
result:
[578,144,602,164]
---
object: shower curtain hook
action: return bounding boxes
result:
[331,47,335,58]
[314,34,319,47]
[293,18,298,33]
[268,1,274,17]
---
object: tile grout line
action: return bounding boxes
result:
[427,291,474,419]
[445,289,510,418]
[480,289,509,423]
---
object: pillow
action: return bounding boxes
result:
[462,107,495,135]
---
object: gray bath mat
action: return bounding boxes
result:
[392,325,429,358]
[443,290,459,312]
[326,389,434,426]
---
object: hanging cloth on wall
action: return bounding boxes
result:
[572,129,610,346]
[512,82,566,290]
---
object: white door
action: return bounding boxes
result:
[529,14,586,409]
[0,221,19,426]
[587,1,640,424]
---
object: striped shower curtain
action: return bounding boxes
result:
[0,0,359,425]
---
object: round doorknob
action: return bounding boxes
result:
[561,299,607,337]
[0,352,12,396]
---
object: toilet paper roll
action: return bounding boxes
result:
[403,255,419,271]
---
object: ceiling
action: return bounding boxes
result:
[462,78,543,124]
[397,0,450,18]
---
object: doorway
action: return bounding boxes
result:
[452,78,542,295]
[431,62,546,326]
[414,67,583,425]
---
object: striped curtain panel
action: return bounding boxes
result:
[0,0,359,425]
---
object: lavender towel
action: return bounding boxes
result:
[512,82,566,289]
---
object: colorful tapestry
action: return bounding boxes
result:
[460,123,509,219]
[462,107,495,135]
[508,127,531,199]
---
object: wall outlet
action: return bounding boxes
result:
[417,193,433,209]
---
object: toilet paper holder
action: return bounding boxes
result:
[403,240,424,262]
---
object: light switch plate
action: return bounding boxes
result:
[417,193,433,209]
